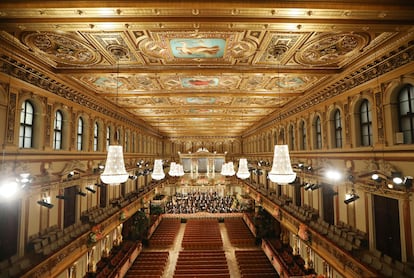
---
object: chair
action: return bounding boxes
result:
[382,264,393,277]
[371,249,382,259]
[370,258,382,271]
[362,253,373,265]
[383,254,392,265]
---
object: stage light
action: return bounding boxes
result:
[37,197,53,209]
[344,190,359,204]
[86,186,96,193]
[77,191,87,197]
[392,172,403,185]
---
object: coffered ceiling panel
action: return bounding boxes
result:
[0,0,413,138]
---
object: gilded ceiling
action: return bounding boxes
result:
[0,1,413,138]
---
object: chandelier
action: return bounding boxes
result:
[100,145,129,185]
[221,162,235,176]
[268,145,296,184]
[236,158,250,179]
[168,162,185,177]
[151,159,165,180]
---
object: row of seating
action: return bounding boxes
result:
[81,206,118,224]
[361,249,414,278]
[95,241,139,278]
[235,250,279,278]
[284,202,318,223]
[181,219,223,250]
[34,222,90,258]
[149,218,181,248]
[174,250,230,278]
[265,238,309,277]
[124,251,169,278]
[224,217,256,247]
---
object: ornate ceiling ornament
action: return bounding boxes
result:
[22,32,101,66]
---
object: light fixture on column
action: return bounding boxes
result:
[236,158,250,179]
[151,159,165,180]
[268,145,296,184]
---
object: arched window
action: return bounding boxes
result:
[77,117,83,151]
[53,110,63,150]
[300,121,306,150]
[289,125,295,150]
[132,133,136,153]
[93,122,99,151]
[19,100,34,148]
[398,85,414,144]
[315,116,322,149]
[360,99,373,146]
[125,131,129,152]
[334,109,342,148]
[279,129,285,145]
[106,126,110,150]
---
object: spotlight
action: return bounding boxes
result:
[85,186,96,193]
[95,183,103,187]
[392,172,403,185]
[326,169,342,181]
[56,195,66,200]
[371,173,381,182]
[403,176,413,187]
[304,183,312,191]
[37,199,54,209]
[129,175,137,180]
[77,191,87,197]
[344,190,359,204]
[311,184,321,191]
[67,171,75,178]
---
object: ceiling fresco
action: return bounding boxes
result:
[0,1,413,138]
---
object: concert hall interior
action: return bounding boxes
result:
[1,1,414,278]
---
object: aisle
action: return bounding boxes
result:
[220,222,242,278]
[162,223,186,278]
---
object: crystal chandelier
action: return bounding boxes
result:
[168,162,184,177]
[221,162,235,176]
[151,159,165,180]
[236,158,250,179]
[268,145,296,184]
[100,145,129,185]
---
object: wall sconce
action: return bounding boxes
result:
[37,197,53,209]
[344,190,359,204]
[85,186,96,193]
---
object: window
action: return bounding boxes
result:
[300,121,306,150]
[53,110,63,150]
[19,100,34,148]
[398,85,414,144]
[289,125,295,150]
[334,109,342,148]
[106,127,110,150]
[77,117,83,151]
[315,116,322,149]
[125,132,129,152]
[93,122,99,151]
[360,99,373,146]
